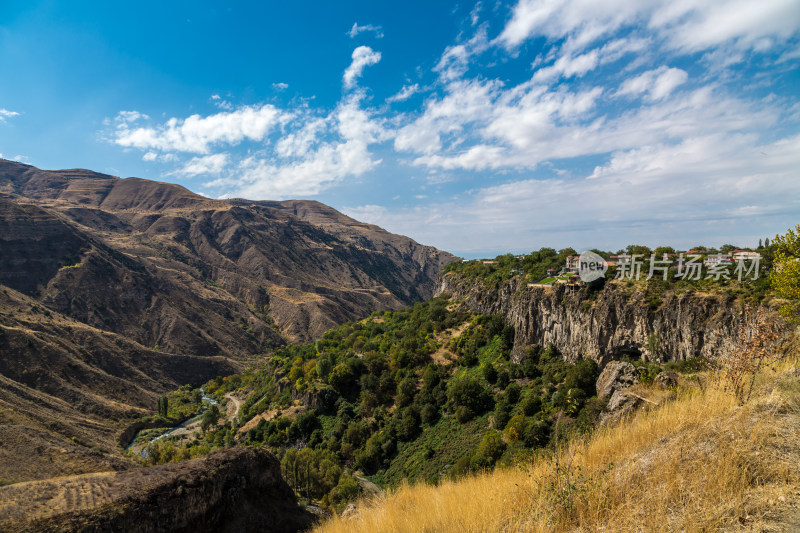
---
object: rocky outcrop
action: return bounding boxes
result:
[600,390,644,426]
[596,361,642,400]
[0,447,314,533]
[436,272,763,366]
[654,371,679,389]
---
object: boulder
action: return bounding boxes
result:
[654,371,679,389]
[342,503,359,519]
[596,361,642,400]
[600,389,643,426]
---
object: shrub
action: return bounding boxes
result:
[482,363,498,384]
[455,405,475,423]
[493,399,512,431]
[496,370,510,389]
[504,382,522,404]
[503,415,528,444]
[449,455,473,479]
[524,419,551,448]
[521,393,542,416]
[471,430,506,468]
[420,403,438,425]
[448,376,492,414]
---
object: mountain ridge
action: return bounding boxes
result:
[0,157,457,485]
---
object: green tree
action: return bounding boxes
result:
[448,376,492,414]
[420,403,438,425]
[328,363,355,393]
[316,357,332,379]
[471,430,506,468]
[482,363,498,384]
[653,246,676,258]
[201,404,220,432]
[772,225,800,322]
[626,244,652,257]
[156,396,169,418]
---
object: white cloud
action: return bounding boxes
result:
[497,0,649,51]
[210,95,234,110]
[348,22,384,39]
[343,46,382,89]
[650,0,800,52]
[532,38,651,83]
[112,105,284,154]
[275,118,328,158]
[617,66,688,101]
[399,76,777,173]
[498,0,799,57]
[387,84,421,103]
[0,108,20,122]
[206,94,389,199]
[394,78,502,155]
[171,153,229,177]
[142,152,178,163]
[434,27,490,81]
[115,110,148,123]
[533,49,600,81]
[272,82,289,91]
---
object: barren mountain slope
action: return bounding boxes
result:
[0,159,458,348]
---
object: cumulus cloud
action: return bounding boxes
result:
[343,46,382,89]
[203,93,390,199]
[347,22,384,39]
[272,82,289,91]
[112,105,283,154]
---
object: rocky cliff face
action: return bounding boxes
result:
[436,273,760,366]
[0,447,313,533]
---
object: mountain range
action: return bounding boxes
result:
[0,158,456,484]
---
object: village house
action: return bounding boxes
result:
[703,254,734,267]
[564,255,580,272]
[731,249,761,261]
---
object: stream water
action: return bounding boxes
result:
[126,390,218,458]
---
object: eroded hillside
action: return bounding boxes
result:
[0,159,457,349]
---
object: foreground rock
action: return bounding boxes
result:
[0,447,314,533]
[600,389,644,426]
[596,361,642,400]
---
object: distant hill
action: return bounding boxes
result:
[0,159,458,350]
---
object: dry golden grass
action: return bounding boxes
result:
[315,355,800,533]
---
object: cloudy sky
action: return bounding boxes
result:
[1,1,798,257]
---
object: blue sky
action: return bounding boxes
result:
[1,0,799,257]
